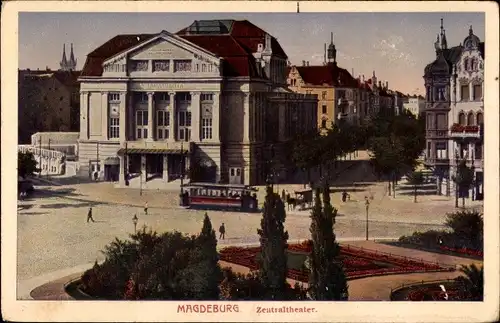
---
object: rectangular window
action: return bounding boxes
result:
[474,143,483,160]
[108,117,119,138]
[131,60,148,71]
[322,105,327,114]
[153,60,170,72]
[136,92,148,103]
[157,92,170,103]
[174,60,192,72]
[202,117,213,140]
[436,113,446,129]
[157,110,170,140]
[461,85,469,101]
[178,110,192,141]
[136,110,148,139]
[108,93,120,102]
[473,84,482,101]
[435,142,447,159]
[201,93,214,101]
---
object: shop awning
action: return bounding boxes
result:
[117,148,186,155]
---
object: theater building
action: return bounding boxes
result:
[78,19,317,187]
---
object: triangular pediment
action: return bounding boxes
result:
[103,31,220,66]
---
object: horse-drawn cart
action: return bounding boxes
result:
[294,189,313,210]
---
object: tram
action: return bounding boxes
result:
[180,182,259,212]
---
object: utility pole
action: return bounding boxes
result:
[47,139,51,177]
[365,196,370,241]
[38,137,42,177]
[96,141,100,181]
[180,141,184,194]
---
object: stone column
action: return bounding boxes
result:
[101,92,109,140]
[80,91,89,140]
[212,92,220,142]
[169,92,176,141]
[119,92,127,143]
[190,91,201,142]
[469,83,473,101]
[147,92,154,140]
[128,92,134,140]
[243,92,250,143]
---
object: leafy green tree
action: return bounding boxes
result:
[257,185,289,300]
[406,171,425,203]
[452,159,475,208]
[456,264,483,301]
[18,151,40,178]
[445,210,483,250]
[291,130,322,186]
[308,183,349,300]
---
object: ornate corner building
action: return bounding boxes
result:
[423,19,484,199]
[77,19,318,187]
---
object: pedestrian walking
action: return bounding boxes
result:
[219,223,226,240]
[144,202,148,215]
[87,207,95,223]
[342,190,348,202]
[281,189,286,201]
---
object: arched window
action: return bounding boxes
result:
[458,112,466,125]
[476,112,484,125]
[467,112,474,125]
[464,58,469,71]
[321,119,327,128]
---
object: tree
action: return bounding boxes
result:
[18,151,40,178]
[291,130,322,186]
[406,171,425,203]
[187,213,223,299]
[456,264,483,301]
[452,158,475,208]
[308,183,349,300]
[257,185,289,300]
[445,210,483,250]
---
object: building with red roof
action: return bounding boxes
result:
[78,19,317,186]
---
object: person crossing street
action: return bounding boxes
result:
[87,207,95,223]
[219,223,226,240]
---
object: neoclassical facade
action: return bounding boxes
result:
[424,20,484,198]
[78,20,317,186]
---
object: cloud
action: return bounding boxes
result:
[372,34,417,67]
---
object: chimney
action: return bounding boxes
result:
[362,74,365,82]
[306,61,310,66]
[46,66,50,71]
[386,81,389,89]
[378,81,382,88]
[302,60,306,66]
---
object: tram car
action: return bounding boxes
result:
[180,182,259,212]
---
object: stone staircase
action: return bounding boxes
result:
[396,169,438,196]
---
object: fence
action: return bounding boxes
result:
[342,243,457,271]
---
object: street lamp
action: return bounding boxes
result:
[132,214,138,233]
[365,196,370,241]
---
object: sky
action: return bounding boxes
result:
[19,12,485,95]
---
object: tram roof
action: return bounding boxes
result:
[182,182,258,191]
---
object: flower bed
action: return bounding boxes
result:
[439,246,483,257]
[219,241,454,283]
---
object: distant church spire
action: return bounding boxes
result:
[59,43,77,71]
[440,18,448,50]
[327,32,337,64]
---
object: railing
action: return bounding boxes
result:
[342,244,457,270]
[18,145,65,159]
[390,278,459,298]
